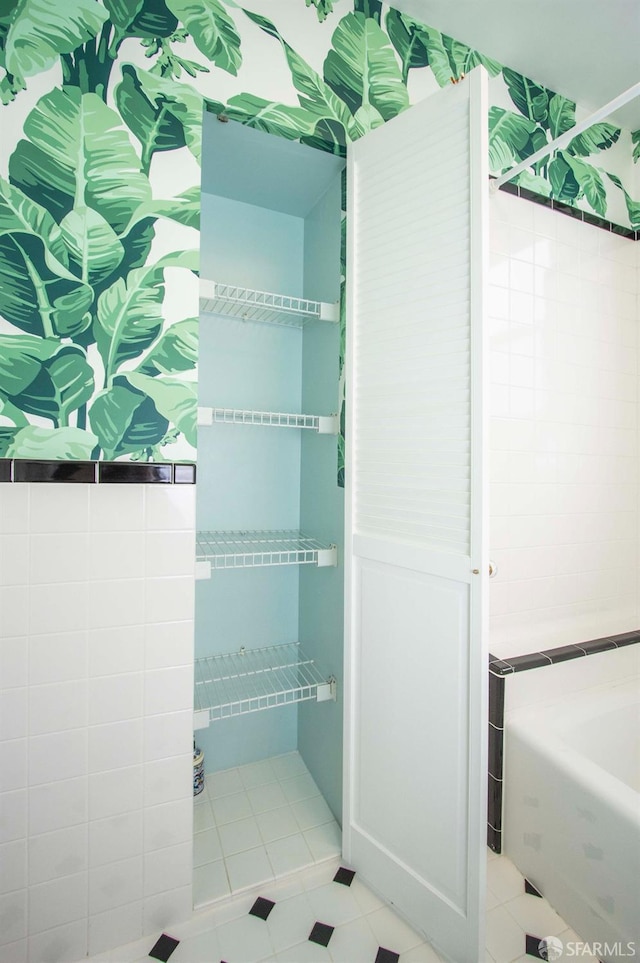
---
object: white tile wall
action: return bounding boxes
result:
[489,192,640,660]
[0,482,196,962]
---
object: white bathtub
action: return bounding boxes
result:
[504,679,640,961]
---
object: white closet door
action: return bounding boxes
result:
[343,68,489,963]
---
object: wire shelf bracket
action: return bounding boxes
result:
[200,280,339,327]
[193,642,337,728]
[197,406,339,434]
[195,529,338,579]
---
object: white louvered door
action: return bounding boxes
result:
[343,69,489,963]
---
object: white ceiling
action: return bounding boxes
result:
[389,0,640,130]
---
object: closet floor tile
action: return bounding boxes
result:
[280,772,321,804]
[256,804,300,843]
[193,858,230,906]
[225,845,274,891]
[238,759,279,791]
[219,816,263,857]
[270,751,309,781]
[265,833,314,876]
[212,790,253,826]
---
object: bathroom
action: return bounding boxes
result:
[0,1,638,962]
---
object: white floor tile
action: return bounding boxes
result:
[485,905,526,963]
[261,872,305,903]
[504,892,567,937]
[265,892,317,954]
[366,906,424,955]
[306,881,362,927]
[486,855,525,905]
[193,827,222,866]
[216,913,274,963]
[256,805,300,844]
[193,801,215,833]
[171,927,222,963]
[348,876,385,915]
[276,939,332,962]
[300,859,342,893]
[212,790,253,826]
[225,846,274,892]
[248,782,288,815]
[219,816,263,857]
[280,773,321,804]
[266,833,314,877]
[270,752,308,781]
[291,795,334,831]
[238,759,278,790]
[206,768,243,799]
[303,822,342,862]
[399,942,448,962]
[328,917,380,963]
[193,859,230,906]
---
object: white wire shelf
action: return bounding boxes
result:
[197,406,338,434]
[195,530,338,578]
[193,643,336,727]
[200,280,339,327]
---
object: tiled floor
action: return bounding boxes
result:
[81,755,585,963]
[82,850,585,963]
[485,848,586,963]
[193,753,342,905]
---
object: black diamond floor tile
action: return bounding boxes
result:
[525,934,548,959]
[309,921,335,947]
[333,866,356,887]
[375,948,400,963]
[249,896,276,920]
[149,934,180,962]
[525,879,543,898]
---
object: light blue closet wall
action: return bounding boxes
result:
[195,120,344,779]
[196,193,305,770]
[298,179,345,822]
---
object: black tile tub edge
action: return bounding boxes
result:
[0,460,196,484]
[487,823,501,853]
[486,631,640,857]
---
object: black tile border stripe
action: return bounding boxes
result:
[0,459,195,484]
[489,630,640,676]
[490,175,639,240]
[487,630,640,853]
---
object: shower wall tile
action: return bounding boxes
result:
[0,483,195,959]
[28,826,88,886]
[144,621,193,670]
[88,812,143,868]
[143,799,193,853]
[87,901,144,957]
[88,532,146,580]
[489,191,640,661]
[145,667,194,716]
[28,729,88,785]
[28,777,88,836]
[0,639,28,689]
[88,625,145,678]
[28,632,87,686]
[28,919,87,963]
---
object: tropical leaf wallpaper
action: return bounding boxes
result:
[0,0,638,472]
